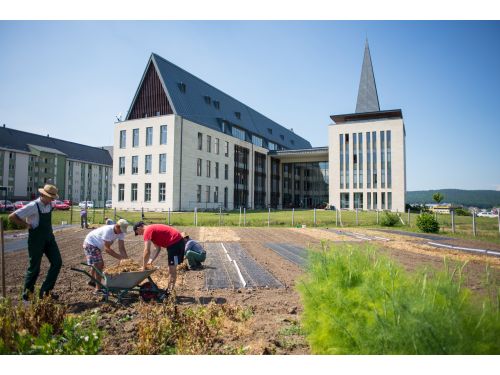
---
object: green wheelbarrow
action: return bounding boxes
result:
[71,263,168,303]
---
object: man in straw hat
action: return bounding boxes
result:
[9,184,62,300]
[82,218,130,293]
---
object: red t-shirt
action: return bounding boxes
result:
[143,224,183,248]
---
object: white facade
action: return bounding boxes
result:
[112,114,270,211]
[328,117,406,212]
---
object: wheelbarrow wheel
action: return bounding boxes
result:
[140,282,163,302]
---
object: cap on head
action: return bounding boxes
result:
[38,184,59,199]
[117,219,129,233]
[180,232,189,238]
[133,221,145,236]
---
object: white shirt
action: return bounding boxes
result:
[14,198,52,229]
[84,225,125,251]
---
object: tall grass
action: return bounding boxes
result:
[297,243,500,354]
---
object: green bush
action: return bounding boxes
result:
[0,297,102,354]
[380,211,400,227]
[297,243,500,354]
[454,208,471,216]
[416,213,440,233]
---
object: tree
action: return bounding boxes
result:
[433,192,444,204]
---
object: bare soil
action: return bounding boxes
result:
[2,226,499,354]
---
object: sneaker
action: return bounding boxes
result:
[39,291,60,300]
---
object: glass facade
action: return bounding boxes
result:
[160,125,167,145]
[339,134,344,189]
[282,161,328,208]
[366,132,371,188]
[381,130,386,188]
[387,130,392,189]
[133,129,139,147]
[146,127,153,146]
[353,133,357,189]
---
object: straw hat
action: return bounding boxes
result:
[38,184,59,199]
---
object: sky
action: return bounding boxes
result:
[1,20,499,192]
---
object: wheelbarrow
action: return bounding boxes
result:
[70,263,168,303]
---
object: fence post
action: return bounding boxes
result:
[335,209,338,226]
[472,211,476,237]
[168,208,171,225]
[498,210,500,235]
[1,219,5,297]
[355,208,358,226]
[70,205,73,225]
[239,207,242,227]
[292,208,295,227]
[451,209,455,233]
[314,208,317,227]
[376,210,379,225]
[407,208,411,227]
[244,207,246,226]
[103,206,106,224]
[194,207,197,226]
[219,207,222,226]
[93,202,96,224]
[268,207,270,227]
[113,207,117,223]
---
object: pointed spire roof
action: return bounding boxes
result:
[355,40,380,113]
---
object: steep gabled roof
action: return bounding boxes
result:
[355,40,380,113]
[127,53,311,150]
[0,126,113,166]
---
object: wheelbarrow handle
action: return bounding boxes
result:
[70,263,107,289]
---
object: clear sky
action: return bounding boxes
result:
[1,21,499,191]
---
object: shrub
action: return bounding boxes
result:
[0,297,102,354]
[297,243,500,354]
[454,208,471,216]
[416,213,439,233]
[380,211,400,227]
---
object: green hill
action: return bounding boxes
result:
[406,189,500,209]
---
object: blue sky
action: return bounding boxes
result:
[1,21,499,191]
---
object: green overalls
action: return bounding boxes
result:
[24,202,62,298]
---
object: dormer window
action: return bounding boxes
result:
[267,128,272,134]
[235,111,241,120]
[178,82,186,93]
[213,100,220,109]
[290,140,295,145]
[204,95,211,105]
[280,134,285,140]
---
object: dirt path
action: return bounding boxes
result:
[2,226,498,354]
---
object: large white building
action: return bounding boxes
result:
[113,42,406,212]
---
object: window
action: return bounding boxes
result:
[268,141,277,151]
[381,192,386,210]
[131,183,138,201]
[119,130,126,148]
[207,135,211,153]
[387,130,392,189]
[145,155,152,174]
[280,134,284,140]
[119,157,125,175]
[215,138,220,154]
[133,129,139,147]
[252,135,263,147]
[373,192,378,210]
[196,185,201,203]
[224,141,229,157]
[232,126,246,141]
[204,95,211,105]
[144,183,151,202]
[388,192,392,211]
[215,162,219,179]
[235,111,241,120]
[118,184,124,201]
[159,153,167,173]
[213,100,220,109]
[146,127,153,146]
[206,160,211,177]
[178,82,186,93]
[340,193,350,209]
[214,186,219,203]
[224,164,228,180]
[159,183,166,202]
[198,132,203,150]
[205,185,211,203]
[160,125,167,145]
[132,156,138,174]
[197,158,202,176]
[267,128,273,134]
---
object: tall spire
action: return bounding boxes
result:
[355,39,380,113]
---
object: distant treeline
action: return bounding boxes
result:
[406,189,500,209]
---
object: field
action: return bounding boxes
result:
[1,222,499,354]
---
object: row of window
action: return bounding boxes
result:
[119,125,168,149]
[197,132,230,156]
[118,154,167,175]
[117,183,167,202]
[196,184,228,204]
[340,192,392,210]
[196,159,229,180]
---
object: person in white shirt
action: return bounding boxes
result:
[82,219,129,292]
[9,184,62,301]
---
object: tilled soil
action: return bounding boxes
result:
[2,226,499,354]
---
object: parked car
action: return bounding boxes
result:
[477,211,497,218]
[0,200,15,212]
[63,199,73,206]
[52,200,70,210]
[14,201,30,209]
[105,200,112,209]
[79,201,94,209]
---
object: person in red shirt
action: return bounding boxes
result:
[133,222,184,292]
